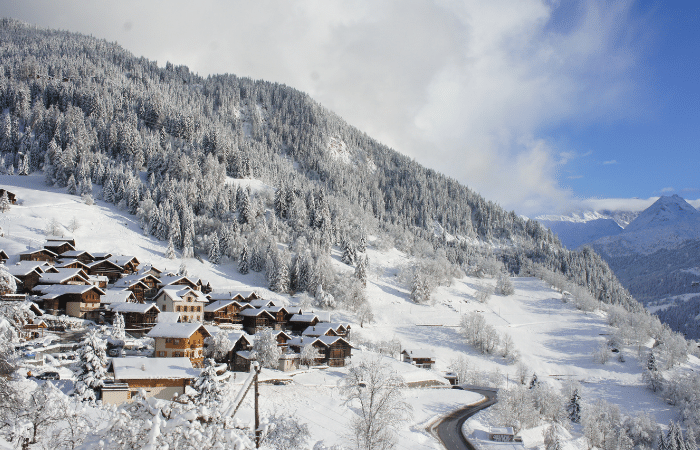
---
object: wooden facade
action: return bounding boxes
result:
[19,249,57,263]
[150,325,211,367]
[241,309,276,334]
[0,189,16,204]
[87,260,125,283]
[204,301,248,324]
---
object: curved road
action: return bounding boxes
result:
[436,386,498,450]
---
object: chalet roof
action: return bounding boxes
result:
[206,292,244,302]
[204,299,243,312]
[60,250,94,260]
[20,248,58,257]
[147,322,210,339]
[88,275,109,284]
[44,242,76,253]
[113,272,159,287]
[45,236,75,244]
[156,312,181,323]
[248,299,274,308]
[302,324,337,337]
[236,350,254,360]
[226,331,254,348]
[155,286,208,303]
[100,290,135,304]
[289,313,319,323]
[402,349,435,360]
[108,255,140,267]
[91,252,113,259]
[239,308,276,320]
[56,258,89,268]
[112,277,149,290]
[111,357,199,380]
[288,335,351,348]
[138,265,162,276]
[86,259,124,270]
[158,274,199,287]
[315,311,332,323]
[273,330,293,340]
[39,284,105,299]
[6,261,51,276]
[110,302,160,314]
[0,250,8,259]
[38,268,88,284]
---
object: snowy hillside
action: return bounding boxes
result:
[2,175,698,449]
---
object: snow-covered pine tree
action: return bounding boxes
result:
[497,273,515,296]
[192,358,223,406]
[355,255,367,286]
[0,191,10,213]
[238,243,250,274]
[67,174,78,195]
[252,328,282,369]
[0,265,16,295]
[208,232,221,264]
[165,235,176,259]
[567,389,581,424]
[530,373,539,389]
[341,239,356,266]
[643,351,663,392]
[270,251,289,293]
[74,329,108,402]
[112,313,125,341]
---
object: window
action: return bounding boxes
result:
[165,338,171,343]
[197,306,201,312]
[176,305,181,312]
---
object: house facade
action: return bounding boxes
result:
[154,287,208,323]
[147,323,211,367]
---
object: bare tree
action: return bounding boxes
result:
[340,357,413,450]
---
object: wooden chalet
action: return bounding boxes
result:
[147,323,211,367]
[401,349,436,369]
[110,302,160,336]
[86,259,126,283]
[113,273,160,301]
[204,299,251,324]
[23,318,48,339]
[39,284,104,319]
[273,330,293,350]
[59,250,95,263]
[246,292,261,301]
[240,308,277,334]
[87,275,109,288]
[44,237,76,255]
[108,255,140,274]
[56,259,90,270]
[222,331,254,371]
[303,323,350,338]
[104,357,199,405]
[138,265,162,278]
[19,248,58,263]
[36,268,89,287]
[6,261,53,292]
[0,250,8,263]
[0,189,17,204]
[91,252,112,261]
[157,274,200,291]
[288,335,353,367]
[288,313,320,334]
[112,278,149,303]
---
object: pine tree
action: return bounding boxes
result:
[530,373,539,389]
[74,329,108,402]
[165,236,176,259]
[208,232,221,264]
[112,313,125,341]
[567,389,581,424]
[0,191,10,213]
[192,358,223,406]
[238,243,250,274]
[643,351,663,392]
[67,174,78,195]
[355,255,368,286]
[342,240,356,266]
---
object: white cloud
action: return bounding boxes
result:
[2,0,647,215]
[660,187,675,193]
[603,160,618,165]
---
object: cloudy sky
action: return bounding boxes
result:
[3,0,699,216]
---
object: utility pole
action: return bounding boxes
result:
[254,364,261,448]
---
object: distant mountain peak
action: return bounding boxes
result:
[624,195,700,233]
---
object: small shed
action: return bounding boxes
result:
[401,349,436,369]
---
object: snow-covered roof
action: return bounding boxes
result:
[315,311,332,323]
[91,252,112,259]
[402,349,435,359]
[110,302,160,314]
[288,335,350,348]
[56,259,89,269]
[108,255,140,267]
[236,350,253,360]
[85,259,123,269]
[227,331,254,348]
[20,247,58,257]
[156,312,181,323]
[100,290,135,304]
[147,323,210,339]
[302,324,337,337]
[38,268,88,284]
[111,357,199,380]
[6,261,51,276]
[39,284,105,299]
[490,427,514,435]
[155,286,208,303]
[45,236,75,243]
[204,299,242,312]
[239,308,276,319]
[248,299,273,308]
[113,272,158,287]
[112,277,148,289]
[289,313,319,323]
[158,274,199,286]
[60,250,94,259]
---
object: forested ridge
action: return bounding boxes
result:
[0,18,638,312]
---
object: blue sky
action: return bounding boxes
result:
[1,0,698,215]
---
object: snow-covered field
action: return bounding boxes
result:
[2,174,698,448]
